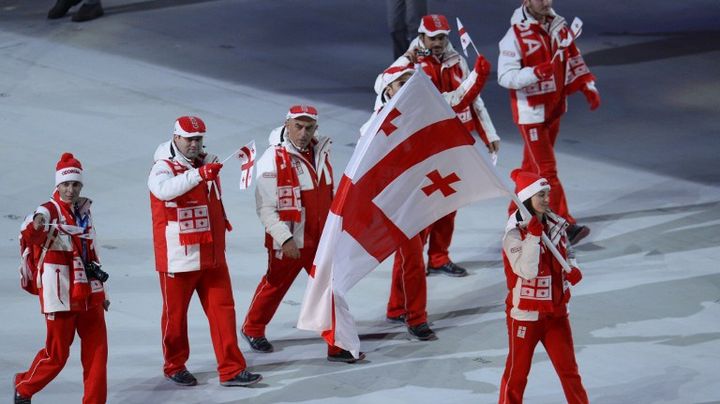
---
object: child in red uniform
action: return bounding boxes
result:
[498,169,587,404]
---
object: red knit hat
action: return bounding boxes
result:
[173,116,206,137]
[286,105,318,121]
[55,152,83,186]
[419,14,450,36]
[511,169,550,202]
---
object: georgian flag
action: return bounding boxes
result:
[297,70,511,357]
[456,17,473,57]
[236,140,256,190]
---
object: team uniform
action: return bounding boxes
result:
[15,153,107,404]
[498,6,598,226]
[498,170,587,404]
[148,117,257,385]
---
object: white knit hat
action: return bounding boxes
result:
[55,152,83,186]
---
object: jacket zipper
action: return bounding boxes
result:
[56,268,64,305]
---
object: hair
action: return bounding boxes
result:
[523,198,536,216]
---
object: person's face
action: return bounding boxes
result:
[57,181,83,204]
[530,189,550,216]
[420,33,448,57]
[285,117,317,150]
[386,73,413,99]
[524,0,553,20]
[174,135,203,159]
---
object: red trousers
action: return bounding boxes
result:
[15,305,107,404]
[159,264,246,382]
[425,211,456,268]
[243,248,341,355]
[510,119,575,224]
[386,234,428,327]
[499,315,588,404]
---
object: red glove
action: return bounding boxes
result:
[566,267,583,286]
[473,55,491,77]
[526,216,543,237]
[199,162,223,181]
[581,85,601,111]
[533,62,553,80]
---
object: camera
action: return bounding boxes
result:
[85,261,109,283]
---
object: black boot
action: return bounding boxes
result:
[47,0,81,19]
[220,370,262,387]
[72,2,104,22]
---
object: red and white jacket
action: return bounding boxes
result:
[19,192,106,314]
[502,210,576,321]
[375,39,500,146]
[255,132,333,252]
[148,140,231,273]
[498,7,595,124]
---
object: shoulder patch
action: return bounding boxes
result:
[502,50,516,57]
[263,172,277,178]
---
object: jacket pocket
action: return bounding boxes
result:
[41,263,70,312]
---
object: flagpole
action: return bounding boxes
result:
[220,148,240,164]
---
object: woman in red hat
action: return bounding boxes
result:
[498,169,587,404]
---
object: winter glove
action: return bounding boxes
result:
[581,83,601,111]
[533,62,554,80]
[566,266,583,285]
[473,55,492,77]
[198,162,223,181]
[526,216,543,237]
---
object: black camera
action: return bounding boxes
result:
[85,261,109,283]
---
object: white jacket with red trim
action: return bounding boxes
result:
[255,133,333,251]
[502,210,576,321]
[148,140,229,273]
[498,6,595,124]
[20,194,105,313]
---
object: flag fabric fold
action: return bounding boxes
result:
[297,70,511,357]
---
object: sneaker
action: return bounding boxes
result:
[47,0,81,19]
[71,2,104,22]
[220,370,262,387]
[242,332,274,353]
[567,224,590,245]
[166,369,197,386]
[327,349,366,363]
[427,261,468,277]
[14,391,31,404]
[386,314,406,324]
[408,322,438,341]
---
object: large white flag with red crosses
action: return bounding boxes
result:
[297,70,510,357]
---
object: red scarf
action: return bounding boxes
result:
[513,19,594,108]
[274,147,302,223]
[50,192,91,302]
[164,159,214,246]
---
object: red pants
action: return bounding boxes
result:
[243,248,341,355]
[499,315,588,404]
[424,211,455,268]
[510,119,575,224]
[386,234,428,327]
[159,264,246,382]
[15,305,107,404]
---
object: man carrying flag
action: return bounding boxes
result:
[298,69,509,357]
[242,106,359,363]
[380,13,501,277]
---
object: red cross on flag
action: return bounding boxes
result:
[297,70,511,357]
[235,140,256,190]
